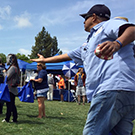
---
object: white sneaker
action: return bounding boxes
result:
[2,119,7,123]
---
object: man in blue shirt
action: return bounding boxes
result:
[31,4,135,135]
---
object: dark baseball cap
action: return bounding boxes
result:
[80,4,111,20]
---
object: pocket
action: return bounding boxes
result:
[81,43,89,61]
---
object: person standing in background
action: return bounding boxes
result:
[31,63,49,118]
[58,75,65,102]
[74,68,86,105]
[2,54,20,123]
[47,73,54,101]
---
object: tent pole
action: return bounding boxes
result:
[68,80,70,102]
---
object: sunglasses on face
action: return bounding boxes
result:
[37,64,42,66]
[85,14,93,21]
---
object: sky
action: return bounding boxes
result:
[0,0,135,57]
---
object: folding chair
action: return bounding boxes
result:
[70,89,77,102]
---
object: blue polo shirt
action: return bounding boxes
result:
[34,69,49,90]
[68,18,135,101]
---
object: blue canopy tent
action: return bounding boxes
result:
[46,61,72,74]
[5,59,29,71]
[17,59,29,86]
[25,60,83,102]
[26,61,75,74]
[26,62,37,70]
[26,52,83,74]
[17,59,29,72]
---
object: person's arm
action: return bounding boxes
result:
[30,78,43,83]
[99,26,135,57]
[30,70,44,83]
[30,53,71,63]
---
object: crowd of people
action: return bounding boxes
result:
[29,63,87,118]
[32,69,87,104]
[0,54,87,122]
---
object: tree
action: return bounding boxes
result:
[0,53,6,63]
[29,27,61,59]
[16,53,31,63]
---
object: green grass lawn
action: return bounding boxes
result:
[0,98,89,135]
[0,98,134,135]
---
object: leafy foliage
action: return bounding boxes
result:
[16,53,32,63]
[0,53,6,63]
[29,27,61,59]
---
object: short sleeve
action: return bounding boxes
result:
[68,47,83,66]
[103,19,132,40]
[38,70,46,79]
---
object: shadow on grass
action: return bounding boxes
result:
[27,115,37,118]
[27,114,66,120]
[17,120,44,124]
[46,116,66,120]
[27,115,67,120]
[0,115,44,125]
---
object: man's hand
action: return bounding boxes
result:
[99,41,120,57]
[99,26,135,57]
[30,53,45,63]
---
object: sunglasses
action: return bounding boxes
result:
[37,64,42,66]
[85,14,93,21]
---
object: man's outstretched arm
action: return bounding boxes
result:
[30,53,72,63]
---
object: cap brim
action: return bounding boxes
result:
[79,13,87,18]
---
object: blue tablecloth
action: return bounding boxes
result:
[53,89,74,102]
[18,87,74,102]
